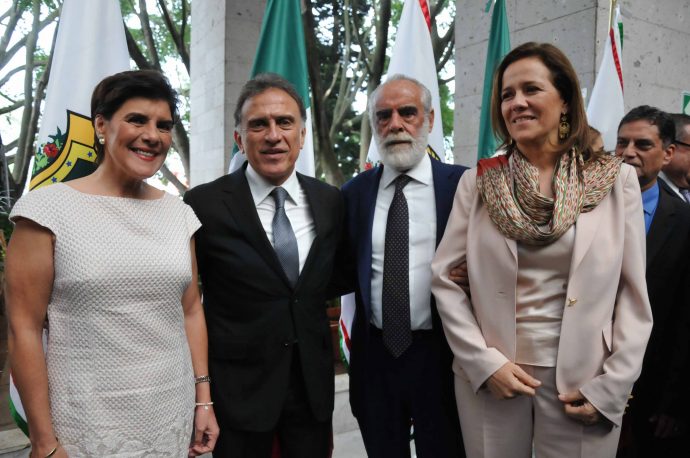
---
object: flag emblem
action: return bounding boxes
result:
[30,111,97,190]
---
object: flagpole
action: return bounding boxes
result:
[608,0,618,29]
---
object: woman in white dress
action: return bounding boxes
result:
[5,70,219,457]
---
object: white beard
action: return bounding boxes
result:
[375,119,430,172]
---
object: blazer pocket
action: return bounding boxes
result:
[602,320,613,353]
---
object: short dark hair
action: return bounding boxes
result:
[490,42,593,159]
[618,105,675,148]
[670,113,690,142]
[90,70,179,163]
[234,73,306,127]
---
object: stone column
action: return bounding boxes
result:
[190,0,267,186]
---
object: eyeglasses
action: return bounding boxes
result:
[675,139,690,148]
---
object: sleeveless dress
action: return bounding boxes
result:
[10,183,201,457]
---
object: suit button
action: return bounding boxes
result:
[567,298,577,307]
[283,342,290,347]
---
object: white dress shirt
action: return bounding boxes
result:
[370,154,437,330]
[246,164,316,274]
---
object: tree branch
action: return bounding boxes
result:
[137,0,161,69]
[0,100,22,115]
[124,25,154,69]
[157,0,190,73]
[158,162,187,194]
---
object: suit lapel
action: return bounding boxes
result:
[431,160,454,246]
[569,196,604,276]
[647,184,675,269]
[221,167,292,287]
[295,173,325,290]
[360,167,383,320]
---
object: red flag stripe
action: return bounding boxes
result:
[610,27,624,93]
[418,0,432,31]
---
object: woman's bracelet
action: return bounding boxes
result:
[44,441,60,457]
[194,375,211,385]
[195,401,214,410]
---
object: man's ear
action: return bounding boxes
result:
[663,143,675,167]
[427,108,435,133]
[234,130,244,152]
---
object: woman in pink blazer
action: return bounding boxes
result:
[431,42,652,457]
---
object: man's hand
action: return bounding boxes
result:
[449,261,470,297]
[650,413,685,438]
[559,391,602,425]
[485,362,541,399]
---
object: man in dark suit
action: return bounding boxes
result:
[615,105,690,457]
[339,75,466,457]
[661,114,690,201]
[184,74,343,458]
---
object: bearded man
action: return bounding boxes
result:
[338,75,467,458]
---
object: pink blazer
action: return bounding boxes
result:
[431,163,652,426]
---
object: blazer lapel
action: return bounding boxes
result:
[221,167,292,287]
[646,185,675,269]
[295,173,325,289]
[431,160,455,246]
[569,198,604,276]
[360,167,383,320]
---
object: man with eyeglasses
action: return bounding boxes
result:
[615,106,690,458]
[660,113,690,203]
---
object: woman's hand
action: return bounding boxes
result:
[486,362,541,399]
[188,405,219,456]
[559,391,602,425]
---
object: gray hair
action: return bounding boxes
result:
[368,74,433,129]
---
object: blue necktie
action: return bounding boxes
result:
[271,187,299,287]
[382,175,413,358]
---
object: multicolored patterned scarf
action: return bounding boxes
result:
[476,148,622,245]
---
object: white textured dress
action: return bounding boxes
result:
[10,183,201,457]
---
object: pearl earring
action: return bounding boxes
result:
[98,136,105,145]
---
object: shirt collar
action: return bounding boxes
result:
[659,171,681,196]
[381,153,432,189]
[246,163,300,206]
[641,180,660,215]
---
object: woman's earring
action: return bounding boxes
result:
[98,136,105,145]
[558,113,571,140]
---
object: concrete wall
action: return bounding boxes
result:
[190,0,266,186]
[453,0,690,167]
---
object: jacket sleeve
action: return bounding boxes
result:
[431,170,509,392]
[579,166,654,426]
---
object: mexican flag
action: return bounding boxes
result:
[586,3,624,151]
[11,0,129,435]
[477,0,510,160]
[228,0,315,177]
[341,0,444,367]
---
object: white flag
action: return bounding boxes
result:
[587,5,624,151]
[12,0,129,436]
[29,0,130,190]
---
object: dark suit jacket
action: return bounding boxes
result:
[339,158,467,417]
[184,165,344,431]
[631,178,690,420]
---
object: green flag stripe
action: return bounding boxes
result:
[477,0,510,160]
[251,0,310,108]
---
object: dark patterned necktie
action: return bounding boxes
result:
[271,187,299,287]
[680,188,690,204]
[382,174,413,358]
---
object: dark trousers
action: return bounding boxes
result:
[617,409,690,458]
[355,327,464,458]
[212,348,332,458]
